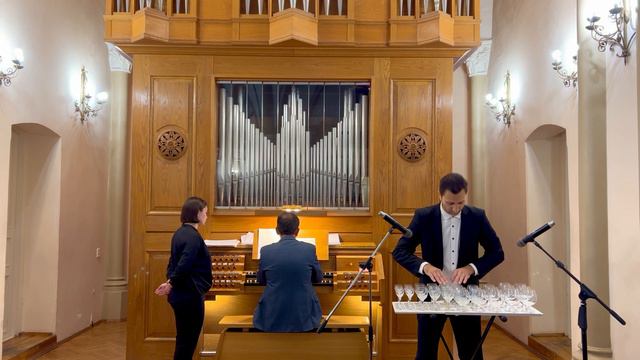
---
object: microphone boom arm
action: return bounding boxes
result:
[317,225,394,334]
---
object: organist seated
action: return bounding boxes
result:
[252,212,324,332]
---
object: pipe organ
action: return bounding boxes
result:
[112,0,474,356]
[216,82,369,209]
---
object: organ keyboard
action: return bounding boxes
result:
[207,243,383,295]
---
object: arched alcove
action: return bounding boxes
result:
[524,124,571,337]
[3,123,61,339]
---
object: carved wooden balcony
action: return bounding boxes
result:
[389,0,479,46]
[104,0,198,43]
[103,0,480,48]
[269,8,318,45]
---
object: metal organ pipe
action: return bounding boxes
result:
[216,83,368,209]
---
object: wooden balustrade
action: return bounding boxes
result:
[104,0,479,46]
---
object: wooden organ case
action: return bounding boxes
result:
[107,0,481,359]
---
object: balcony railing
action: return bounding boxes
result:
[104,0,479,47]
[109,0,192,15]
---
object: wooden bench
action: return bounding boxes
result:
[218,314,369,330]
[216,315,370,360]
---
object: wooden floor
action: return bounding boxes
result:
[528,334,572,360]
[35,322,125,360]
[29,321,544,359]
[483,325,543,360]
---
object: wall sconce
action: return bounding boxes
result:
[485,71,516,126]
[1,48,24,87]
[74,66,108,123]
[585,2,637,64]
[551,49,578,88]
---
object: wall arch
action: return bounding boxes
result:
[524,124,571,336]
[3,123,61,339]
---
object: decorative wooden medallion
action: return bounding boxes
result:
[157,129,187,160]
[398,130,427,162]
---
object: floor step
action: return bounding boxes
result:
[528,333,572,360]
[2,333,57,360]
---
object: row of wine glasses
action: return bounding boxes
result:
[394,282,537,310]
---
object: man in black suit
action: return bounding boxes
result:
[253,212,324,332]
[392,173,504,360]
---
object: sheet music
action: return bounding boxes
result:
[205,239,240,247]
[328,233,341,245]
[256,228,316,259]
[240,231,254,245]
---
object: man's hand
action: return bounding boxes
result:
[451,265,474,284]
[154,281,172,296]
[423,264,448,285]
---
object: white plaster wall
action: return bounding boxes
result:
[605,12,640,358]
[453,67,470,175]
[0,0,110,346]
[485,0,579,343]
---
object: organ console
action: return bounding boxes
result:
[202,239,385,357]
[207,243,383,296]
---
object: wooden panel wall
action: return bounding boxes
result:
[150,77,194,211]
[391,80,435,214]
[126,50,452,360]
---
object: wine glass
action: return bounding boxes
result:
[519,285,537,307]
[441,284,454,307]
[394,284,405,302]
[404,284,415,302]
[428,284,441,302]
[499,282,517,310]
[470,287,487,307]
[453,286,471,306]
[467,284,480,296]
[415,284,428,303]
[481,283,500,310]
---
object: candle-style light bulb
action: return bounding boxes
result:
[96,91,109,104]
[13,48,24,64]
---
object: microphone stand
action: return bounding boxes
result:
[317,226,395,360]
[528,239,626,360]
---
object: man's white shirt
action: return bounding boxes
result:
[418,205,478,278]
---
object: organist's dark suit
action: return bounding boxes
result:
[253,234,324,332]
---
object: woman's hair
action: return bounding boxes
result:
[180,196,208,223]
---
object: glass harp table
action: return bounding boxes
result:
[392,301,543,360]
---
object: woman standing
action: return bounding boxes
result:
[155,196,213,360]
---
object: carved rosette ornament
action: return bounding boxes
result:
[398,130,427,162]
[157,129,187,160]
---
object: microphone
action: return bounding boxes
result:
[517,220,555,247]
[378,211,413,238]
